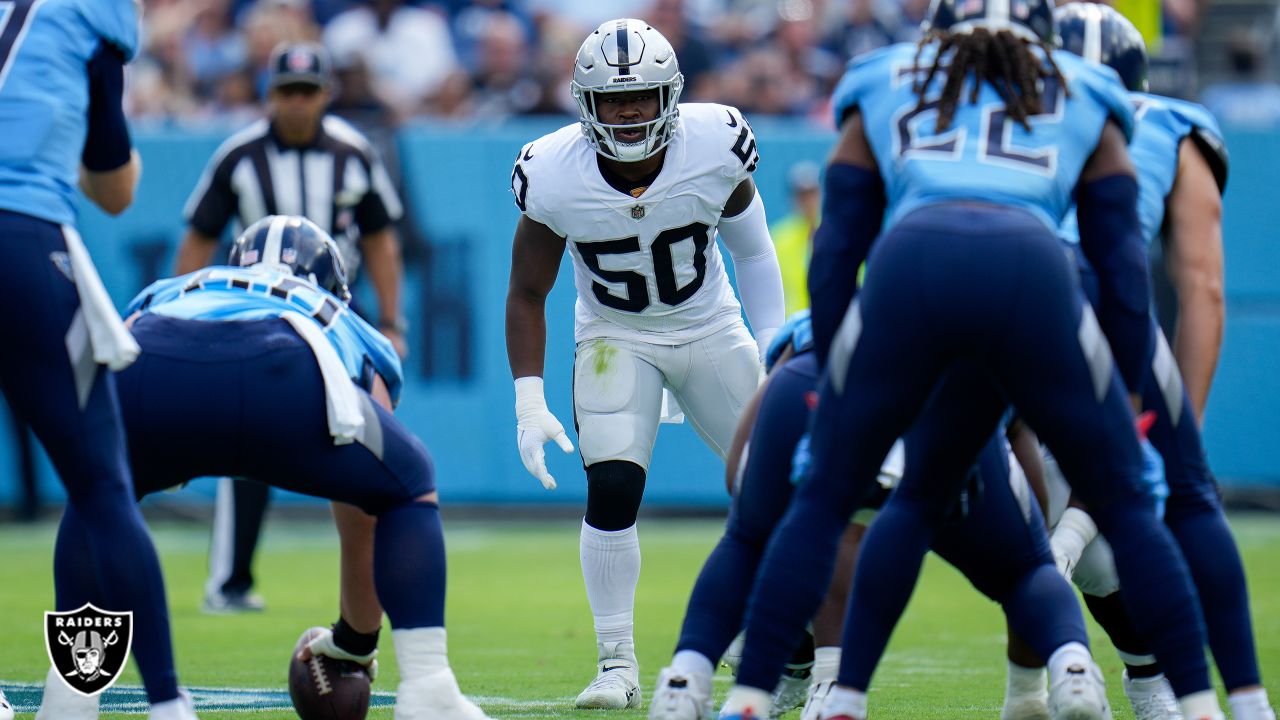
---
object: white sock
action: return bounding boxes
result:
[722,685,774,717]
[1047,642,1092,679]
[393,627,450,680]
[1117,650,1160,669]
[1006,660,1048,698]
[1229,688,1276,720]
[149,692,194,720]
[35,666,98,720]
[1179,689,1224,719]
[672,650,714,684]
[812,646,841,685]
[580,521,641,647]
[821,685,867,720]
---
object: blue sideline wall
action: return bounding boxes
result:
[0,120,1275,510]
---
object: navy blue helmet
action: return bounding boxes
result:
[924,0,1057,44]
[229,216,351,303]
[1055,2,1148,91]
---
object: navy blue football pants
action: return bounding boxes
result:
[675,351,1083,671]
[1077,248,1261,691]
[735,203,1212,699]
[0,210,179,704]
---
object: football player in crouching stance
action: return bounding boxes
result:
[505,18,785,711]
[51,216,489,720]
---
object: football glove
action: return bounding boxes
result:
[1050,507,1098,580]
[515,376,574,489]
[303,626,378,681]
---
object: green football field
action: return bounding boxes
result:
[0,514,1276,719]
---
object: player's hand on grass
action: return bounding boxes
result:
[299,627,378,681]
[515,376,574,490]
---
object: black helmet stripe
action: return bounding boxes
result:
[615,19,631,75]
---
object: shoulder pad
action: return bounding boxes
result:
[680,103,760,175]
[1162,97,1228,193]
[831,44,903,128]
[1058,51,1135,141]
[510,124,578,220]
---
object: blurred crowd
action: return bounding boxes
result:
[130,0,1274,128]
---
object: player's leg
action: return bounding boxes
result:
[670,322,763,461]
[995,236,1215,713]
[1145,330,1271,716]
[930,436,1104,720]
[203,478,270,613]
[572,339,665,709]
[0,216,187,716]
[653,353,817,720]
[725,219,954,717]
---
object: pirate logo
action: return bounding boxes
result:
[44,604,133,696]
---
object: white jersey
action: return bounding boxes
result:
[512,103,761,345]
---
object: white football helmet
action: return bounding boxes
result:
[571,19,685,162]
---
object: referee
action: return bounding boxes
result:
[176,42,407,613]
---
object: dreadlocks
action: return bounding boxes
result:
[911,27,1068,133]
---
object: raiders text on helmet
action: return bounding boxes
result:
[229,216,352,303]
[1055,2,1149,91]
[571,19,685,162]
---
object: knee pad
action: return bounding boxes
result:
[584,460,647,531]
[1072,537,1121,597]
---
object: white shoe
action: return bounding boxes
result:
[0,687,14,720]
[800,679,833,720]
[577,646,642,710]
[1123,672,1182,720]
[650,667,712,720]
[1049,661,1111,720]
[397,667,491,720]
[772,669,811,718]
[149,690,200,720]
[35,667,99,720]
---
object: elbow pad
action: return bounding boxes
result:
[808,162,885,366]
[1076,173,1151,393]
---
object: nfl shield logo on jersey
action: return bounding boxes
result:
[630,204,646,220]
[44,604,133,697]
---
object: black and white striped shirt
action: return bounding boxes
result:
[183,115,404,276]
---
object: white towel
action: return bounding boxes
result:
[60,225,139,371]
[280,312,364,444]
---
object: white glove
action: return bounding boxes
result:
[1050,507,1098,580]
[515,376,574,489]
[303,627,378,681]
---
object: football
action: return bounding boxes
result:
[287,627,372,720]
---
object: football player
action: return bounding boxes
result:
[717,0,1228,717]
[0,1,194,718]
[1025,6,1274,720]
[649,312,1098,720]
[504,18,785,710]
[53,217,489,720]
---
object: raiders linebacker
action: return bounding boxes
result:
[504,18,785,711]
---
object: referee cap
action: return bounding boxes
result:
[268,42,332,89]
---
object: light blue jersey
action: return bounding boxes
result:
[0,0,138,226]
[1060,93,1227,247]
[127,266,404,404]
[831,42,1134,232]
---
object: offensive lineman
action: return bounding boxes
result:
[504,18,785,710]
[1031,6,1275,719]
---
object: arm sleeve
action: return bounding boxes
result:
[718,191,784,350]
[808,162,887,366]
[81,43,132,172]
[1075,173,1152,393]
